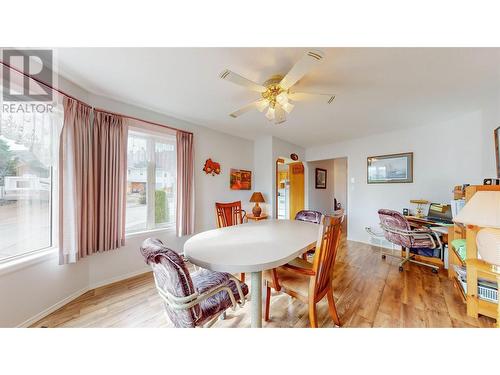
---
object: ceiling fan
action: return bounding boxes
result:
[220,49,335,125]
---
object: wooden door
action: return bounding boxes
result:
[288,162,305,220]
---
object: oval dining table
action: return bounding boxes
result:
[183,219,319,328]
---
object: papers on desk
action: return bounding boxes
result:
[451,199,465,219]
[430,226,449,235]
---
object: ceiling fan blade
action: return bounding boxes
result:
[279,50,325,90]
[288,92,335,104]
[220,69,266,93]
[229,99,267,118]
[274,104,286,125]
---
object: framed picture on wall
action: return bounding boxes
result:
[367,152,413,184]
[315,168,327,189]
[230,168,252,190]
[495,126,500,178]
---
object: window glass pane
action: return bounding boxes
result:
[154,140,176,228]
[0,111,59,260]
[126,134,148,233]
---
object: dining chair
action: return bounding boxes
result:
[215,201,247,227]
[294,210,322,260]
[294,210,322,224]
[263,214,343,328]
[140,238,248,328]
[215,201,247,281]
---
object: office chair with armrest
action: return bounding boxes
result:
[377,209,443,273]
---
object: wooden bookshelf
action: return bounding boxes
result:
[460,185,500,322]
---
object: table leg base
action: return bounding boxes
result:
[250,271,262,328]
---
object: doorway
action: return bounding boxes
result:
[276,157,305,220]
[306,157,348,231]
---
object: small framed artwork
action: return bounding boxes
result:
[495,126,500,178]
[315,168,327,189]
[230,168,252,190]
[367,152,413,184]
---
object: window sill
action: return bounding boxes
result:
[125,225,176,240]
[0,226,176,277]
[0,247,58,277]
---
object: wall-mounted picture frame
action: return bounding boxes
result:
[367,152,413,184]
[230,168,252,190]
[315,168,327,189]
[495,126,500,178]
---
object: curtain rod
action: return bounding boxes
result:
[0,60,193,136]
[94,108,193,135]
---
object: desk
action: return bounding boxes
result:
[184,220,318,328]
[404,215,453,269]
[404,216,453,245]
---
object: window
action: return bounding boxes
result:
[126,129,176,234]
[0,109,62,262]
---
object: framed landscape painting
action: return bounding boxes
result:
[367,152,413,184]
[230,168,252,190]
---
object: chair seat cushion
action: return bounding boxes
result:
[191,269,249,325]
[263,265,310,298]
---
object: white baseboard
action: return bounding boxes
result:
[17,268,151,328]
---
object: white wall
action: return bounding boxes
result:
[307,159,335,213]
[333,158,348,211]
[306,110,487,244]
[0,77,254,327]
[253,136,273,216]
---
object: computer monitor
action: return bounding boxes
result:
[426,203,453,223]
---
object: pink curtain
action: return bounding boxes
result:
[176,131,194,236]
[59,100,127,264]
[93,110,128,251]
[59,98,94,264]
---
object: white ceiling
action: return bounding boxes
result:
[54,48,500,147]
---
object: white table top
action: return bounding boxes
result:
[184,219,319,273]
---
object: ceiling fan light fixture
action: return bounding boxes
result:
[256,99,269,112]
[265,107,275,121]
[282,101,295,114]
[276,92,288,105]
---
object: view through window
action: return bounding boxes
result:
[126,130,176,233]
[0,109,61,261]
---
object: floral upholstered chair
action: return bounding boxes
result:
[377,209,443,273]
[295,210,323,260]
[140,238,248,328]
[295,210,322,224]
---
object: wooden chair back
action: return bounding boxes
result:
[215,201,245,228]
[310,214,343,297]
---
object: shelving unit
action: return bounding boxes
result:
[448,185,499,323]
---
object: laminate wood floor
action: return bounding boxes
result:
[31,235,496,328]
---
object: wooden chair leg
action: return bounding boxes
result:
[308,300,318,328]
[265,285,271,321]
[327,290,341,326]
[240,273,245,283]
